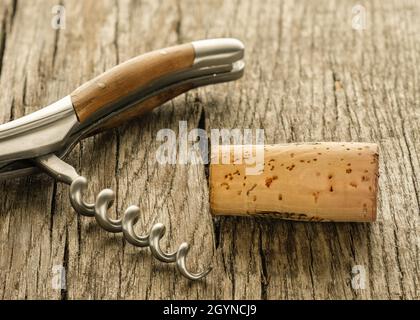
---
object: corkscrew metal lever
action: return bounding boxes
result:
[0,38,245,280]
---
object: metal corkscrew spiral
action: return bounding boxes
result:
[69,176,212,280]
[34,155,212,281]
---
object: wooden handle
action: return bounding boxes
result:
[210,142,379,222]
[71,43,195,122]
[86,83,194,136]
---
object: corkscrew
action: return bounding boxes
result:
[0,39,245,280]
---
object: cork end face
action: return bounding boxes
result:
[369,144,380,222]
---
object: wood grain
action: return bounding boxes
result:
[71,43,194,122]
[210,143,379,222]
[0,0,418,300]
[88,83,194,135]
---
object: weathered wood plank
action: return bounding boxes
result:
[0,0,64,299]
[0,0,418,300]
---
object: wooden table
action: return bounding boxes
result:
[0,0,418,300]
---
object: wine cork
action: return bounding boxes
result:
[209,142,379,222]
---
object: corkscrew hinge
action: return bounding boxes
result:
[34,154,212,281]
